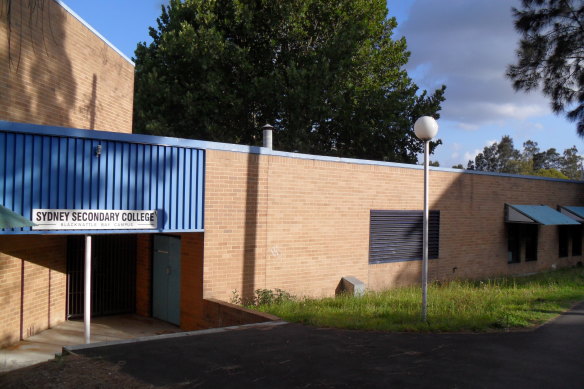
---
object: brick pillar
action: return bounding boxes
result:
[136,235,152,317]
[180,232,204,330]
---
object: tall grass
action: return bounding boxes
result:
[254,267,584,332]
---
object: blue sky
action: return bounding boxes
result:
[61,0,582,168]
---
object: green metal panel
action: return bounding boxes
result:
[152,235,181,325]
[0,205,36,228]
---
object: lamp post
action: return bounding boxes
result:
[413,116,439,322]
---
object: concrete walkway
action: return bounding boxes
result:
[70,302,584,388]
[0,315,179,372]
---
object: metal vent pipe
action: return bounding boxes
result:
[262,123,273,149]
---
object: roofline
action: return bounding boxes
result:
[1,120,582,184]
[56,0,135,66]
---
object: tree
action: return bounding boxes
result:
[560,146,584,179]
[467,136,521,174]
[467,135,582,180]
[507,0,584,135]
[133,0,446,163]
[451,164,464,169]
[534,168,569,179]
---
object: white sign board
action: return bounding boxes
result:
[32,209,158,230]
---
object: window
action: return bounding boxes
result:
[572,226,583,256]
[507,224,538,263]
[559,225,583,257]
[507,224,521,263]
[524,224,538,261]
[369,210,440,264]
[559,226,570,257]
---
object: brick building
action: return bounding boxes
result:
[1,1,583,347]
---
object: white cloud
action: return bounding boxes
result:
[399,0,552,128]
[457,122,480,131]
[464,149,482,162]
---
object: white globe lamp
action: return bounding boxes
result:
[414,116,438,141]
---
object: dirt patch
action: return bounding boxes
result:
[0,354,153,389]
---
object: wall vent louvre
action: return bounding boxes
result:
[369,210,440,264]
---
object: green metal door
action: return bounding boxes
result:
[152,235,181,325]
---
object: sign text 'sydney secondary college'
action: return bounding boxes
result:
[32,209,157,230]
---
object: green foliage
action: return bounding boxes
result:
[466,136,522,174]
[507,0,584,135]
[255,267,584,332]
[230,288,293,307]
[467,136,582,180]
[533,168,569,179]
[133,0,446,163]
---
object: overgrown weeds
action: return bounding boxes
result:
[230,288,294,307]
[249,267,584,332]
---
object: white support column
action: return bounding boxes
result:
[84,235,92,344]
[421,141,429,322]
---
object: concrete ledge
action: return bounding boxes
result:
[63,320,288,355]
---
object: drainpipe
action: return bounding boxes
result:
[84,235,92,344]
[262,123,273,150]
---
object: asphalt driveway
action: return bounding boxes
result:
[64,301,584,388]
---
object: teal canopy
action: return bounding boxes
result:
[0,205,36,228]
[505,204,579,225]
[559,206,584,223]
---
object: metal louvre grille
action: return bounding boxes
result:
[67,235,137,318]
[369,210,440,264]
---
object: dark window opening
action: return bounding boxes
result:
[507,224,538,263]
[572,226,583,256]
[524,224,538,262]
[369,210,440,264]
[559,226,570,257]
[507,224,521,263]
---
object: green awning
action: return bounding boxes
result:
[505,204,579,225]
[0,205,36,228]
[559,206,584,223]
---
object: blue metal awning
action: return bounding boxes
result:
[559,206,584,223]
[505,204,579,225]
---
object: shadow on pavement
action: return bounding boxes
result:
[66,301,584,389]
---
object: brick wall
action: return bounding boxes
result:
[0,0,134,132]
[179,233,204,331]
[203,150,584,302]
[0,236,67,347]
[135,235,152,317]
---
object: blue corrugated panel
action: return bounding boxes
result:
[0,130,205,234]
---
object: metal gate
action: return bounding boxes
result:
[67,235,137,318]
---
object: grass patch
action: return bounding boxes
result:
[252,267,584,332]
